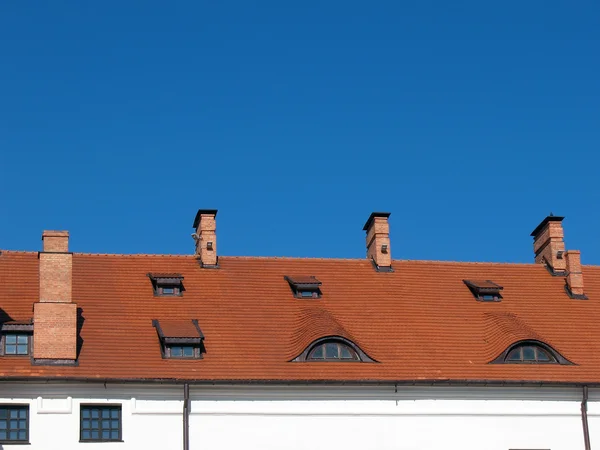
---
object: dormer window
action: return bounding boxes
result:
[148,273,184,297]
[292,336,376,362]
[284,276,322,299]
[463,280,503,302]
[0,321,33,357]
[152,319,204,359]
[490,340,572,365]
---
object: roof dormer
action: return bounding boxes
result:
[463,279,503,302]
[284,275,322,299]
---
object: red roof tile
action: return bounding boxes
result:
[1,250,600,383]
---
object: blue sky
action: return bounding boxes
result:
[1,1,599,264]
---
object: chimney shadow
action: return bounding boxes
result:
[76,307,85,359]
[0,308,14,325]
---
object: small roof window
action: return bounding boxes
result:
[463,279,503,302]
[0,320,33,357]
[292,336,376,362]
[490,340,572,365]
[152,319,204,359]
[285,276,322,299]
[148,273,184,297]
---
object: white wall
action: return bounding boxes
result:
[0,384,594,450]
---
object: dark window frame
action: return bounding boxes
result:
[0,404,29,444]
[1,333,31,357]
[80,404,122,443]
[164,344,202,359]
[308,341,360,361]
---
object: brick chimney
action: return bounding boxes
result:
[363,212,392,271]
[565,250,586,299]
[33,231,78,363]
[192,209,218,267]
[530,215,566,275]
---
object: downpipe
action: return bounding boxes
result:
[184,383,190,450]
[582,385,591,450]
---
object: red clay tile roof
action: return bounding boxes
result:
[157,320,202,339]
[1,250,600,383]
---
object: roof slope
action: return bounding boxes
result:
[1,251,600,383]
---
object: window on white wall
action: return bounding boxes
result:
[0,405,29,444]
[80,405,122,442]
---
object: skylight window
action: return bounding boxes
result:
[284,275,322,299]
[463,280,503,302]
[148,273,184,297]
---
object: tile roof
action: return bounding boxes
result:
[1,250,600,383]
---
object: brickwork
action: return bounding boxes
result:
[39,252,72,302]
[565,250,585,296]
[33,302,78,360]
[42,230,69,253]
[533,221,566,272]
[35,230,77,362]
[365,216,391,268]
[195,213,217,266]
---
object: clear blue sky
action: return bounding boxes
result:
[1,2,599,264]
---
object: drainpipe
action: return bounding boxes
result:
[183,383,190,450]
[582,385,591,450]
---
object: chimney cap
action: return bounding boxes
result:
[530,215,564,237]
[192,209,218,229]
[363,212,391,231]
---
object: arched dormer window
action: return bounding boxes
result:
[292,337,376,362]
[490,340,572,365]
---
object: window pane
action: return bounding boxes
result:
[102,409,110,418]
[82,409,90,419]
[9,410,18,419]
[83,420,90,429]
[111,430,119,440]
[309,345,324,359]
[18,409,26,419]
[0,420,5,429]
[171,347,183,357]
[0,431,5,440]
[110,409,119,419]
[506,348,522,361]
[536,348,551,361]
[163,287,174,295]
[340,345,355,360]
[91,409,99,419]
[5,335,16,345]
[102,430,110,439]
[5,345,16,355]
[102,420,110,428]
[91,420,99,429]
[18,420,26,429]
[91,430,99,439]
[182,346,194,357]
[81,430,90,440]
[300,290,314,297]
[111,420,119,428]
[17,345,28,355]
[325,343,339,359]
[9,431,17,440]
[522,346,536,361]
[18,430,26,441]
[16,336,28,344]
[10,420,17,428]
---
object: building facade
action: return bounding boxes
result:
[0,210,598,450]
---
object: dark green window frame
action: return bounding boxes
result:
[0,405,29,444]
[80,405,122,442]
